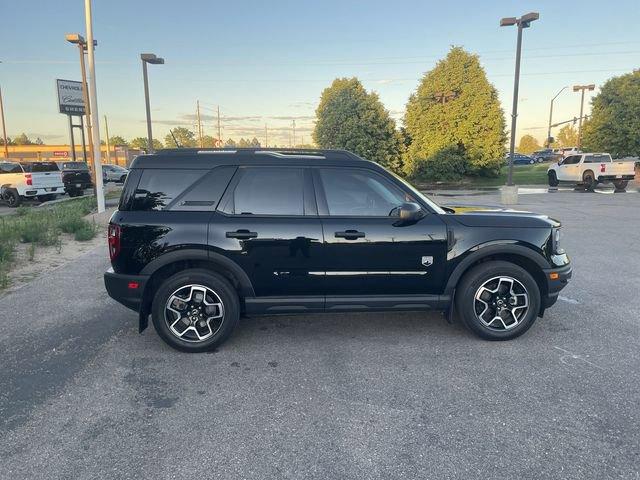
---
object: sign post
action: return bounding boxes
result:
[57,79,86,163]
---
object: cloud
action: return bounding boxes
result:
[267,115,316,121]
[288,101,316,109]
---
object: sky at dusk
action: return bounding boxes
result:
[1,0,638,146]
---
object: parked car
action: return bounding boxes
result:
[56,161,93,197]
[532,149,560,163]
[547,153,635,191]
[553,147,581,158]
[104,148,572,352]
[102,164,129,183]
[0,160,65,207]
[506,153,537,165]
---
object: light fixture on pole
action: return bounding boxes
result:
[0,61,8,158]
[141,53,164,153]
[500,12,539,205]
[573,84,595,149]
[547,86,568,147]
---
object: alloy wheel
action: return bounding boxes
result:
[164,284,225,342]
[473,276,529,330]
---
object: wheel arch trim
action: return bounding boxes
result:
[444,242,549,296]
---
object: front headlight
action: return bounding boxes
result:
[552,228,564,254]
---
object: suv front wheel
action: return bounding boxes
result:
[455,261,541,340]
[151,269,240,352]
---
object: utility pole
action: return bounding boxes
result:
[104,114,111,164]
[573,84,595,149]
[84,0,105,213]
[547,86,568,147]
[217,105,222,143]
[292,119,296,147]
[196,100,203,147]
[265,124,268,147]
[0,85,8,158]
[76,40,95,168]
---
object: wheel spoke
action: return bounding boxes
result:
[473,275,530,331]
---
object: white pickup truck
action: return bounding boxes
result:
[0,160,66,207]
[547,153,636,191]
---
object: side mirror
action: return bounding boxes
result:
[398,202,423,222]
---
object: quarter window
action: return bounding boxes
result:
[318,168,407,216]
[132,169,207,211]
[231,167,305,215]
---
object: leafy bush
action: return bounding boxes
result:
[408,145,468,182]
[74,222,96,241]
[58,216,88,234]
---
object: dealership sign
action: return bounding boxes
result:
[56,79,85,115]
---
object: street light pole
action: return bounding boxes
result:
[573,84,595,149]
[547,86,567,147]
[500,11,539,203]
[141,53,164,153]
[0,85,8,158]
[84,0,105,213]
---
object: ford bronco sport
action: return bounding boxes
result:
[104,149,572,352]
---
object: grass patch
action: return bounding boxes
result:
[463,163,550,187]
[0,196,97,289]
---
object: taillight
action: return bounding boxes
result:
[600,163,606,173]
[108,223,121,261]
[25,173,32,186]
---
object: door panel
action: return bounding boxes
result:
[208,215,324,297]
[320,215,448,295]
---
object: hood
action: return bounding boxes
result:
[444,204,560,228]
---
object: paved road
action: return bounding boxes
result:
[1,191,639,479]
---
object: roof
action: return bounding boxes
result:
[130,148,377,170]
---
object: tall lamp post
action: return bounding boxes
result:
[65,34,97,166]
[547,86,568,147]
[573,84,595,149]
[0,61,9,158]
[141,53,164,153]
[500,11,539,204]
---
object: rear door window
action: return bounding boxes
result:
[23,162,60,172]
[225,167,305,216]
[0,163,23,174]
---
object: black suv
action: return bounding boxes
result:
[104,149,572,352]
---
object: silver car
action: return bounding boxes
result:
[102,164,129,183]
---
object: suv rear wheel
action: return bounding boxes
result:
[151,269,240,352]
[455,261,541,340]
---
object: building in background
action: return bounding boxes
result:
[0,144,143,166]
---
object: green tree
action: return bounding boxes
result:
[553,125,578,148]
[164,127,197,148]
[313,77,403,172]
[130,137,163,150]
[249,137,261,147]
[109,136,128,146]
[582,70,640,157]
[225,138,237,148]
[404,47,506,179]
[13,133,33,145]
[517,134,541,154]
[237,138,251,148]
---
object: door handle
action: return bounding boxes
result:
[335,230,365,240]
[226,229,258,239]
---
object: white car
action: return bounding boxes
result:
[102,164,129,183]
[0,160,65,207]
[552,147,581,158]
[547,153,636,191]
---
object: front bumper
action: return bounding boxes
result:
[104,268,149,312]
[541,263,572,309]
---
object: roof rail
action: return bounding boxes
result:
[156,147,362,161]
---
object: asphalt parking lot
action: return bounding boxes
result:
[1,188,639,479]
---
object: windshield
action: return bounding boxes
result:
[388,170,447,214]
[23,162,59,172]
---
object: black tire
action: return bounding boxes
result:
[455,261,541,341]
[151,269,240,352]
[119,175,127,183]
[3,189,21,207]
[582,170,596,191]
[548,171,559,187]
[67,189,79,197]
[613,179,628,191]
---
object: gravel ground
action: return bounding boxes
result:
[0,189,638,480]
